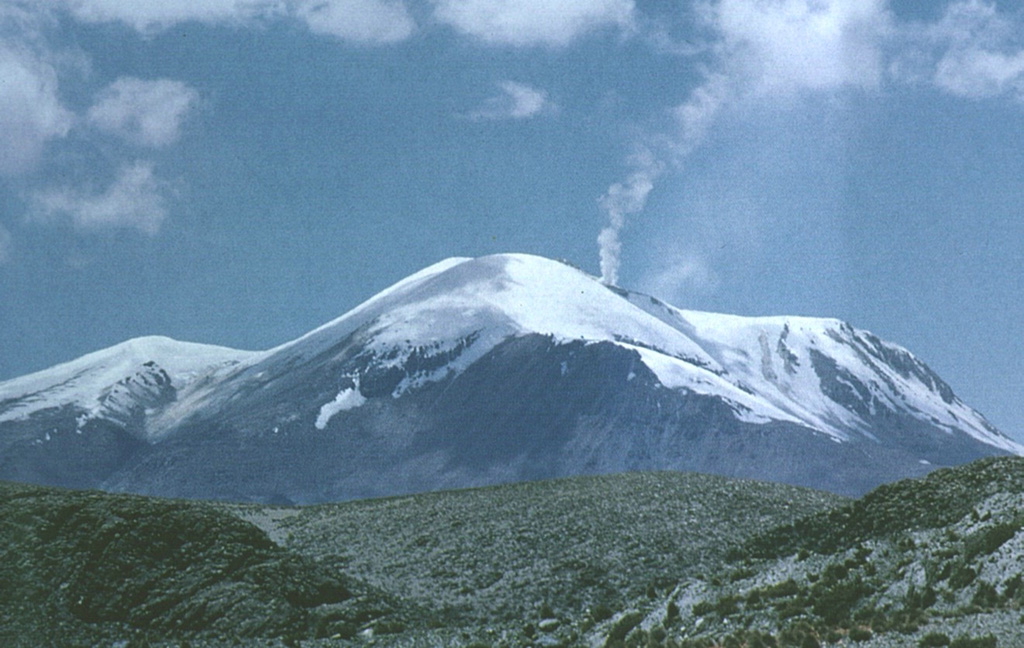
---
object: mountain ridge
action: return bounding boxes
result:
[0,253,1018,500]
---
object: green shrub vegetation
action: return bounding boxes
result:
[5,457,1024,647]
[848,626,872,641]
[964,521,1020,560]
[745,458,1024,559]
[0,482,396,646]
[949,635,997,648]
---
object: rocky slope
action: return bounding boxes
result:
[592,456,1024,648]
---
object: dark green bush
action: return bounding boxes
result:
[746,631,777,648]
[664,600,679,625]
[692,600,715,616]
[919,585,938,609]
[591,604,614,622]
[811,578,871,623]
[919,633,950,647]
[821,563,848,584]
[949,635,997,648]
[607,611,645,642]
[678,638,716,648]
[949,564,978,589]
[714,595,740,616]
[800,635,820,648]
[848,627,872,641]
[971,582,1000,608]
[730,567,756,582]
[1003,574,1022,599]
[964,522,1019,560]
[765,579,801,598]
[773,592,808,618]
[649,625,667,642]
[778,623,818,648]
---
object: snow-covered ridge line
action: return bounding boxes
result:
[651,301,1021,453]
[0,253,1019,458]
[261,256,474,361]
[0,336,255,424]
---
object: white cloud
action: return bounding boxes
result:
[0,224,12,265]
[0,45,74,176]
[61,0,416,43]
[294,0,415,43]
[87,77,199,148]
[0,10,192,238]
[33,161,169,235]
[596,1,896,288]
[672,72,730,156]
[710,0,891,96]
[930,0,1010,46]
[642,254,718,299]
[694,0,1024,105]
[925,0,1024,100]
[432,0,634,46]
[936,48,1024,98]
[60,0,284,34]
[468,81,553,120]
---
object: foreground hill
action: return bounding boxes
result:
[1,254,1018,501]
[5,459,1024,646]
[251,471,843,629]
[0,471,841,647]
[594,456,1024,648]
[0,481,405,648]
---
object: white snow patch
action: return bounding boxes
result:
[266,257,474,360]
[0,336,253,425]
[628,345,804,427]
[315,386,366,430]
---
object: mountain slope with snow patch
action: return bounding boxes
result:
[0,254,1017,501]
[0,337,254,428]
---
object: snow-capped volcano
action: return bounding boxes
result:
[1,254,1018,501]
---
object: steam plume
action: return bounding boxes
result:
[598,151,661,285]
[597,75,727,287]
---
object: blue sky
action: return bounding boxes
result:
[1,0,1023,439]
